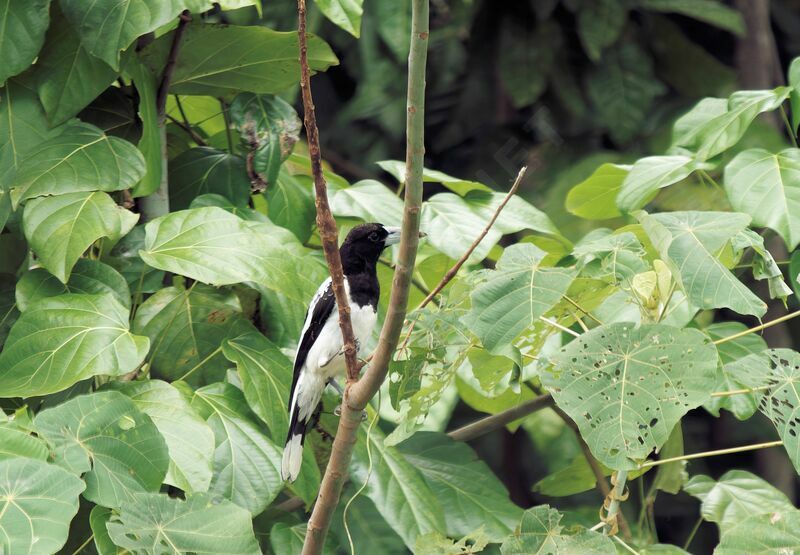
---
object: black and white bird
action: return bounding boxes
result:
[281,223,402,482]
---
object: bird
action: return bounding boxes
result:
[281,222,402,482]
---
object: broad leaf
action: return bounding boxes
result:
[8,122,145,207]
[229,93,300,187]
[577,0,627,61]
[16,259,131,311]
[332,489,406,554]
[106,492,260,555]
[468,191,560,237]
[617,155,707,212]
[0,294,149,397]
[640,211,767,317]
[399,433,522,541]
[0,423,49,460]
[191,383,284,514]
[0,457,85,554]
[464,244,577,353]
[421,193,501,261]
[105,224,166,296]
[89,506,122,555]
[0,0,50,86]
[133,285,245,385]
[23,191,138,282]
[0,273,19,346]
[332,179,404,225]
[377,160,490,196]
[724,148,800,250]
[715,509,800,555]
[350,424,446,548]
[500,505,615,554]
[731,229,792,301]
[169,147,251,210]
[127,58,162,197]
[685,470,794,532]
[317,0,364,37]
[542,323,718,469]
[140,23,338,96]
[638,0,745,36]
[105,380,215,494]
[264,170,316,242]
[36,390,169,508]
[566,163,627,220]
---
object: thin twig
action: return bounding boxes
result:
[219,97,235,154]
[539,316,581,337]
[165,114,209,146]
[156,11,191,120]
[562,295,603,325]
[712,309,800,345]
[638,440,783,469]
[448,394,554,442]
[710,385,770,397]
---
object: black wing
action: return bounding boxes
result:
[287,279,336,404]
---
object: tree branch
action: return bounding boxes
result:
[448,393,553,442]
[302,1,429,552]
[155,11,191,121]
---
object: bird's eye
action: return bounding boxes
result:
[368,232,379,242]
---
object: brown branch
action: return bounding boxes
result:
[302,1,429,552]
[448,393,553,442]
[165,114,209,146]
[156,11,191,120]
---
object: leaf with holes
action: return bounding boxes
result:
[0,294,149,397]
[500,505,615,555]
[106,492,260,555]
[0,457,85,554]
[35,390,169,508]
[542,323,718,469]
[168,147,251,210]
[464,244,577,354]
[640,211,767,317]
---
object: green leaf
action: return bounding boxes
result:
[127,58,162,198]
[542,323,718,469]
[36,390,169,507]
[640,211,767,317]
[377,160,491,196]
[0,423,49,460]
[8,122,146,207]
[673,88,791,160]
[351,424,446,548]
[106,492,260,555]
[0,273,19,346]
[651,423,686,494]
[398,432,522,541]
[617,156,708,212]
[467,191,561,238]
[271,522,333,555]
[229,93,301,187]
[265,170,316,242]
[89,506,120,555]
[586,43,666,144]
[140,23,338,96]
[374,0,411,61]
[0,294,149,397]
[168,147,251,210]
[577,0,627,61]
[0,457,85,554]
[565,163,627,220]
[133,285,244,384]
[420,193,502,261]
[16,259,131,312]
[684,470,794,532]
[317,0,363,37]
[415,530,490,555]
[0,0,50,86]
[105,380,215,494]
[532,455,600,497]
[500,505,615,555]
[332,179,404,225]
[33,8,117,126]
[724,148,800,250]
[789,57,800,134]
[715,509,800,554]
[105,224,165,296]
[332,488,406,554]
[464,244,577,353]
[191,383,283,514]
[637,0,745,36]
[59,0,190,70]
[23,191,138,282]
[731,228,792,301]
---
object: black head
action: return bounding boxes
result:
[339,223,401,274]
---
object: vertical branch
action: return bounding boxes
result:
[301,1,429,553]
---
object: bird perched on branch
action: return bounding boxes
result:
[281,223,402,482]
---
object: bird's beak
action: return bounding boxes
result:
[384,226,402,245]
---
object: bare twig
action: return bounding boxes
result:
[712,309,800,345]
[448,393,554,442]
[302,1,429,551]
[155,11,191,120]
[165,114,209,146]
[639,440,783,469]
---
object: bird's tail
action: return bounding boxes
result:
[281,403,306,482]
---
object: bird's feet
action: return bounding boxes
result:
[332,404,368,421]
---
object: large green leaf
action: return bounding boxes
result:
[317,0,364,37]
[105,380,215,494]
[577,0,627,61]
[542,323,718,469]
[377,160,490,196]
[422,193,502,261]
[463,244,577,353]
[0,273,19,346]
[0,294,148,397]
[332,488,406,554]
[36,390,169,508]
[127,57,162,198]
[8,122,145,206]
[16,259,131,311]
[221,329,292,440]
[191,383,283,514]
[133,285,245,385]
[0,457,85,555]
[0,0,50,86]
[106,492,260,555]
[140,23,338,96]
[565,163,627,220]
[105,224,166,296]
[640,211,767,317]
[715,510,800,554]
[350,424,446,548]
[0,423,49,460]
[724,148,800,250]
[617,155,708,212]
[500,505,615,554]
[168,147,251,210]
[264,170,315,242]
[23,191,138,282]
[229,93,300,187]
[468,191,560,238]
[33,8,117,125]
[332,179,404,225]
[637,0,745,35]
[685,470,794,532]
[398,432,522,541]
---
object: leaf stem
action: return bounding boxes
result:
[712,309,800,345]
[563,295,603,325]
[219,97,234,154]
[539,316,581,337]
[709,385,770,397]
[71,534,94,555]
[683,515,703,551]
[605,470,628,536]
[780,105,799,148]
[638,440,783,469]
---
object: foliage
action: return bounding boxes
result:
[0,0,799,554]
